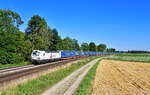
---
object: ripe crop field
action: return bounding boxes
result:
[92,60,150,95]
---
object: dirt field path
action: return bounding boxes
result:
[42,58,99,95]
[92,60,150,95]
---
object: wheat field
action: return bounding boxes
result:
[92,60,150,95]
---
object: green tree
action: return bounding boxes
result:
[0,9,23,32]
[97,44,107,52]
[71,39,80,51]
[26,15,47,34]
[62,38,70,50]
[50,29,62,50]
[107,48,116,52]
[0,31,23,64]
[63,37,73,50]
[25,15,49,50]
[47,27,53,50]
[89,42,96,51]
[62,37,80,51]
[81,42,89,51]
[0,9,26,64]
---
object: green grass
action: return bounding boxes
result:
[104,53,150,63]
[0,62,31,69]
[1,56,98,95]
[74,59,101,95]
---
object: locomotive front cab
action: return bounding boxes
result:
[31,50,42,64]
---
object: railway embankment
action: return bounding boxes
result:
[0,56,98,95]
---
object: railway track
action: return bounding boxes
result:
[0,64,34,74]
[0,57,84,87]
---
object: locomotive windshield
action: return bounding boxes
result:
[32,51,40,56]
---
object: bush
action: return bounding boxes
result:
[0,50,7,64]
[0,32,24,64]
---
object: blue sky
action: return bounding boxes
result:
[0,0,150,51]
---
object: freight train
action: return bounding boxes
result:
[31,50,116,64]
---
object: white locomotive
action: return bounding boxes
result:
[31,50,61,64]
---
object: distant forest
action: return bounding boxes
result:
[119,50,150,53]
[0,9,116,64]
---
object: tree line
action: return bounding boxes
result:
[118,50,150,53]
[0,9,115,64]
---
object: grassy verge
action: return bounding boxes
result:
[0,62,31,69]
[74,59,101,95]
[1,56,99,95]
[103,53,150,63]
